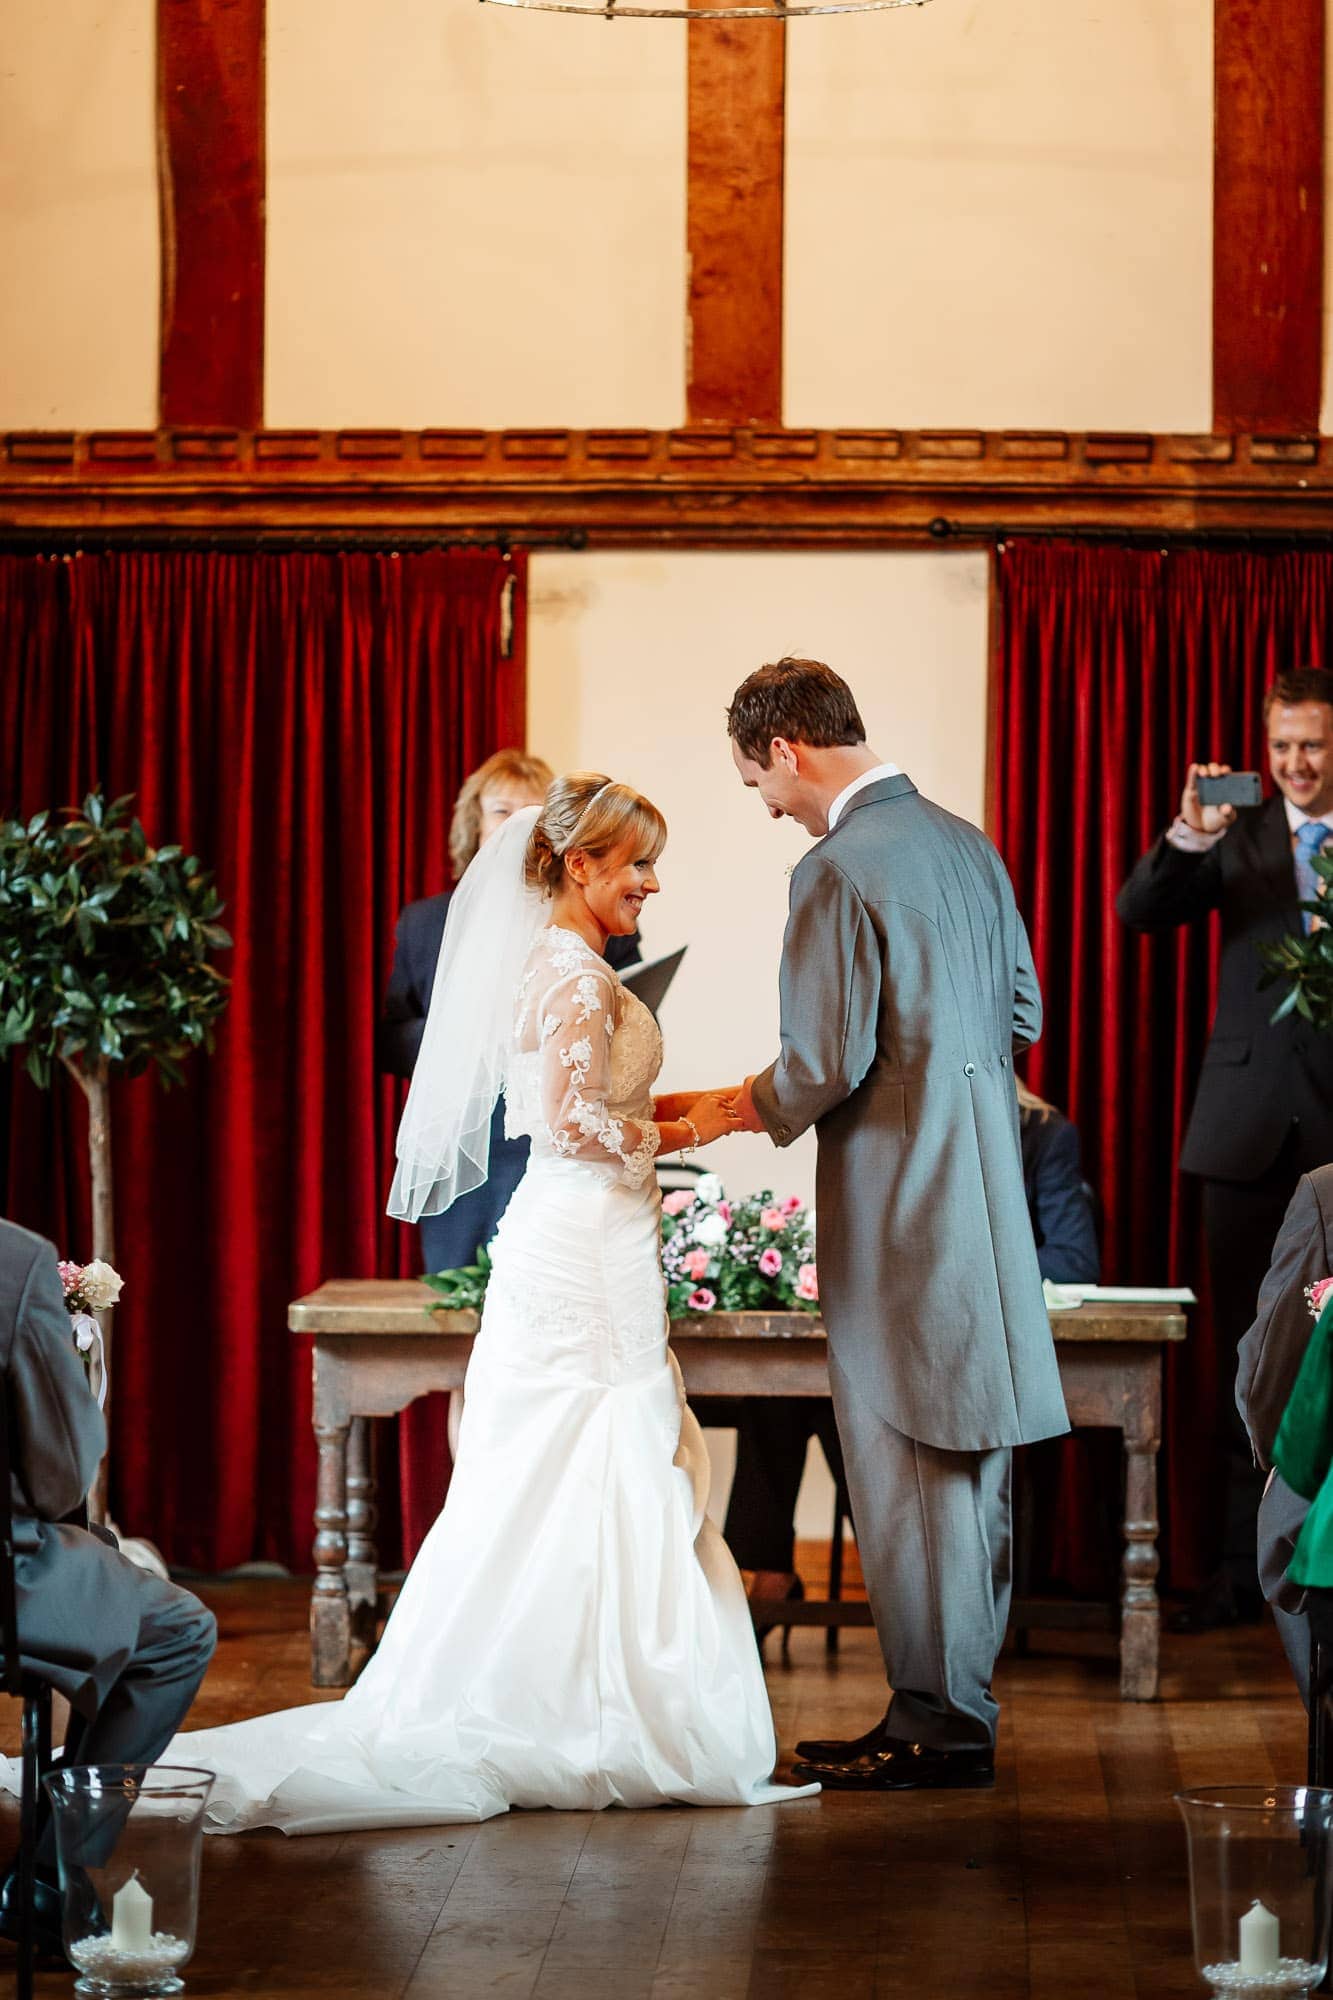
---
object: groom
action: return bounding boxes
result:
[728,657,1068,1790]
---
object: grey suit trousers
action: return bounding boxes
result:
[829,1352,1012,1751]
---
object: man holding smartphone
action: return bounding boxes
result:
[1118,669,1333,1629]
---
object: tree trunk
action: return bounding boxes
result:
[64,1058,114,1525]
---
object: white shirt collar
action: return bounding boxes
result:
[827,761,902,834]
[1283,796,1333,836]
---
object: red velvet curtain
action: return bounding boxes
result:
[0,547,525,1571]
[993,542,1333,1591]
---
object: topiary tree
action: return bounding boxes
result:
[0,791,231,1518]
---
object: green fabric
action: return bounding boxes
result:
[1274,1297,1333,1585]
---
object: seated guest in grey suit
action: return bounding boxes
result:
[0,1219,216,1959]
[1235,1164,1333,1704]
[724,1079,1098,1629]
[378,749,641,1275]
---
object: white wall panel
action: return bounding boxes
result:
[266,0,687,428]
[785,0,1213,434]
[0,2,158,429]
[528,547,989,1533]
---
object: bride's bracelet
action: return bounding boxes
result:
[679,1117,702,1157]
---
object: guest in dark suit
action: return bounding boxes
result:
[723,1081,1098,1623]
[1117,668,1333,1626]
[378,749,641,1274]
[1235,1165,1333,1702]
[0,1219,216,1957]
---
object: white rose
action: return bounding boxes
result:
[78,1259,124,1309]
[693,1212,728,1248]
[695,1173,725,1205]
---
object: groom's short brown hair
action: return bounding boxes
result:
[727,657,867,769]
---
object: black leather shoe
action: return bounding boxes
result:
[792,1736,995,1791]
[0,1863,71,1966]
[794,1711,892,1765]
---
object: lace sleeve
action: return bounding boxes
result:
[538,965,660,1187]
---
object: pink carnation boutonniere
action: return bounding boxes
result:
[1308,1276,1333,1320]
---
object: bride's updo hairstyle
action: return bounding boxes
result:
[525,772,667,897]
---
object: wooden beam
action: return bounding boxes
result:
[686,20,785,427]
[157,0,266,429]
[5,428,1333,539]
[1213,0,1324,434]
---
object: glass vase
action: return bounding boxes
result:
[1176,1786,1333,1995]
[43,1764,215,1999]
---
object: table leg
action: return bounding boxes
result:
[312,1420,353,1687]
[1120,1368,1162,1702]
[345,1416,380,1638]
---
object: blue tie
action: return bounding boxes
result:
[1295,821,1331,933]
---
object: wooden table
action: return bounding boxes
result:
[289,1283,1185,1700]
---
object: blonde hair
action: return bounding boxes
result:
[450,749,554,881]
[1016,1076,1055,1121]
[526,772,667,896]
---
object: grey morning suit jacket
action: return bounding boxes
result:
[2,1218,141,1707]
[751,774,1069,1453]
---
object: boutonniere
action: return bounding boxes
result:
[1306,1277,1333,1319]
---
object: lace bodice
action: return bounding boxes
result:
[505,927,663,1187]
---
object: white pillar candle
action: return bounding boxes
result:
[110,1873,154,1952]
[1239,1898,1280,1976]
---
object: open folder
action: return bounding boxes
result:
[620,946,686,1017]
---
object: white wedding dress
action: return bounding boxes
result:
[158,925,814,1833]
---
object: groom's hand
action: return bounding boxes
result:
[734,1076,766,1135]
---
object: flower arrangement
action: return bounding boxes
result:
[661,1174,818,1319]
[423,1178,819,1322]
[58,1256,123,1405]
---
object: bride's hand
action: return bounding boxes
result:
[654,1091,700,1122]
[686,1090,744,1146]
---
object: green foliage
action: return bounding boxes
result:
[0,791,232,1087]
[423,1244,492,1313]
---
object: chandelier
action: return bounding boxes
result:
[480,0,928,21]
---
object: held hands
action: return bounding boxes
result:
[686,1090,744,1145]
[1181,761,1237,836]
[653,1090,708,1122]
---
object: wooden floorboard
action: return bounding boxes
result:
[0,1574,1309,1998]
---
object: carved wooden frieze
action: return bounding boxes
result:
[2,427,1331,538]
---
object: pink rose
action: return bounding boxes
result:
[795,1263,819,1302]
[662,1190,696,1217]
[758,1247,783,1277]
[781,1195,804,1216]
[718,1200,733,1224]
[1311,1276,1333,1317]
[683,1248,711,1280]
[687,1287,716,1313]
[761,1206,785,1231]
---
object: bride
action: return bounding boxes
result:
[162,772,817,1831]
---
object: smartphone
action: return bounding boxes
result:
[1196,772,1262,808]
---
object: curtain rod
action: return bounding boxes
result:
[0,528,589,555]
[927,519,1333,549]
